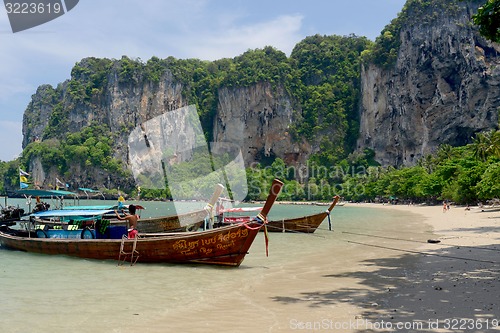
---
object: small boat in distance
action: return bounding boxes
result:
[78,188,106,199]
[266,196,339,233]
[0,179,284,266]
[219,196,340,233]
[0,205,25,226]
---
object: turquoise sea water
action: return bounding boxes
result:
[0,199,429,333]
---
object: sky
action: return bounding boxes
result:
[0,0,407,162]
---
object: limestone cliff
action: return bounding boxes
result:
[23,58,187,158]
[21,59,304,190]
[20,0,500,193]
[214,82,310,166]
[358,0,500,166]
[22,58,188,189]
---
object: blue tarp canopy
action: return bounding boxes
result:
[78,188,101,193]
[64,204,145,210]
[64,205,118,210]
[16,189,78,198]
[31,209,114,218]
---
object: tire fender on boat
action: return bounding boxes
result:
[36,229,48,238]
[81,227,95,239]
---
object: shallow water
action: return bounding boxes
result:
[0,200,429,333]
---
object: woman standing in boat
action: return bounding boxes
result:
[114,204,139,238]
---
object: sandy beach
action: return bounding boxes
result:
[2,202,499,333]
[152,203,500,333]
[345,203,500,333]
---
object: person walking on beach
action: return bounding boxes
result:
[114,204,139,239]
[443,201,448,213]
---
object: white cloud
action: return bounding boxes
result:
[174,14,304,60]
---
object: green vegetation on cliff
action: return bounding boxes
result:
[290,34,371,163]
[473,0,500,42]
[16,123,130,191]
[243,128,500,204]
[15,33,371,196]
[338,129,500,204]
[361,0,484,69]
[6,0,498,204]
[22,123,125,174]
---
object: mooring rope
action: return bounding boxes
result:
[243,219,270,256]
[343,239,500,265]
[341,231,500,253]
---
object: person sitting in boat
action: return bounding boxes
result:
[117,194,125,211]
[33,196,50,213]
[114,204,139,239]
[215,200,224,227]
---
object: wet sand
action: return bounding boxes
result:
[4,202,497,333]
[352,203,500,333]
[158,203,500,333]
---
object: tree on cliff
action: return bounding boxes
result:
[473,0,500,42]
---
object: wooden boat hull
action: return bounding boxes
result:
[264,196,339,233]
[219,212,327,233]
[221,196,339,233]
[112,209,208,232]
[266,212,327,233]
[0,223,262,267]
[36,209,208,233]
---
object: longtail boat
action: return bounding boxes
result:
[0,179,283,266]
[220,195,340,233]
[130,210,206,232]
[34,184,225,233]
[0,205,25,226]
[266,196,339,233]
[31,205,205,233]
[130,183,224,232]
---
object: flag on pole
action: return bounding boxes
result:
[19,168,30,189]
[56,178,63,190]
[56,178,69,190]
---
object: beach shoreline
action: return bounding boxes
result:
[166,202,500,332]
[132,202,497,333]
[340,202,500,332]
[3,200,498,333]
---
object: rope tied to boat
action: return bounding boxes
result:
[244,215,270,257]
[204,203,214,212]
[326,210,332,231]
[243,222,263,230]
[256,213,266,222]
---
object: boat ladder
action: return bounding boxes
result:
[118,235,139,266]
